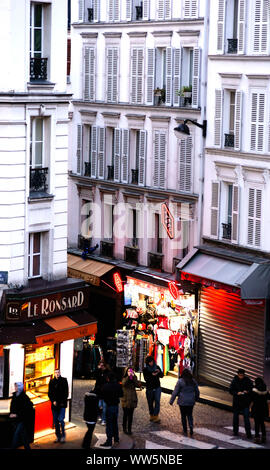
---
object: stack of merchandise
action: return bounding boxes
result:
[116,329,133,368]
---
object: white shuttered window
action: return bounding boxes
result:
[210,182,220,238]
[106,47,119,103]
[153,131,166,190]
[130,48,144,104]
[247,188,262,247]
[138,130,147,186]
[184,0,198,18]
[179,136,192,193]
[84,47,95,101]
[253,0,269,53]
[250,92,265,152]
[108,0,120,21]
[214,89,223,147]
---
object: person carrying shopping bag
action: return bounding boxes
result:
[169,368,200,436]
[121,367,142,435]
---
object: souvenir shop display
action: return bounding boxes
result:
[116,329,133,368]
[122,278,198,376]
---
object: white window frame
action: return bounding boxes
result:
[28,232,42,279]
[30,3,43,58]
[30,117,44,169]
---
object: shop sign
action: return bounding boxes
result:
[168,281,179,300]
[242,299,265,306]
[161,203,175,239]
[113,272,124,293]
[5,286,90,322]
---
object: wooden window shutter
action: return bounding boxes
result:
[114,128,121,183]
[153,131,160,188]
[231,185,240,243]
[143,0,150,20]
[153,131,166,189]
[165,0,172,19]
[217,0,225,53]
[146,49,155,105]
[130,48,144,104]
[254,0,269,53]
[184,0,198,18]
[90,125,98,178]
[126,0,132,21]
[214,89,223,147]
[210,182,220,238]
[179,136,192,193]
[108,0,114,21]
[138,130,147,186]
[173,49,181,106]
[234,90,242,151]
[165,47,173,106]
[157,0,164,20]
[250,92,265,152]
[78,0,84,21]
[97,127,105,179]
[121,129,129,183]
[114,0,120,21]
[192,47,200,108]
[76,125,83,174]
[84,47,95,101]
[237,0,246,54]
[107,47,118,103]
[93,0,100,22]
[248,188,262,246]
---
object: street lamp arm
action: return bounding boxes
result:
[183,119,207,138]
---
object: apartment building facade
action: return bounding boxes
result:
[0,0,96,437]
[178,0,270,388]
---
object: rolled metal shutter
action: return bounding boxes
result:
[198,286,265,388]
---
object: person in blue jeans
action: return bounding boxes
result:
[229,368,253,438]
[94,360,110,425]
[100,372,123,447]
[143,356,163,423]
[48,369,69,443]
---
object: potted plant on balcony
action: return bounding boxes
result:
[177,85,192,98]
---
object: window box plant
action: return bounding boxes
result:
[177,85,192,98]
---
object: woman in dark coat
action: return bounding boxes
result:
[82,388,99,449]
[121,367,141,435]
[169,368,200,436]
[250,377,270,443]
[9,382,34,449]
[94,360,111,425]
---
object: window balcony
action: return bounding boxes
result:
[29,167,49,195]
[88,8,94,22]
[224,133,235,148]
[135,5,143,20]
[107,165,114,181]
[148,252,164,271]
[222,223,232,240]
[124,245,139,265]
[30,57,48,81]
[101,240,114,258]
[131,169,139,185]
[84,162,91,177]
[227,39,238,54]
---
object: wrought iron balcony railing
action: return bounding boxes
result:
[100,240,114,258]
[148,252,164,271]
[222,223,232,240]
[135,5,143,20]
[30,57,48,81]
[88,8,94,22]
[131,169,139,185]
[124,245,139,265]
[227,38,238,54]
[107,165,114,181]
[84,162,91,177]
[30,167,49,194]
[224,133,235,148]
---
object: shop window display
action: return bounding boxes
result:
[24,345,56,404]
[123,279,198,376]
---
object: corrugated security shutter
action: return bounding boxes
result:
[198,286,265,387]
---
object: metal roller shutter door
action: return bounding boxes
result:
[198,286,265,388]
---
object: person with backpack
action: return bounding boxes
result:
[169,368,200,436]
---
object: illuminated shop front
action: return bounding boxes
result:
[122,273,198,378]
[0,279,97,436]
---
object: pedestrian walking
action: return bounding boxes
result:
[82,388,99,449]
[121,367,142,435]
[9,382,34,449]
[250,377,270,444]
[229,368,253,438]
[169,368,200,436]
[143,355,163,423]
[48,369,69,443]
[100,372,123,447]
[94,360,110,425]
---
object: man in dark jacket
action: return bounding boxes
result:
[229,368,253,438]
[48,369,69,443]
[10,382,34,449]
[143,356,164,423]
[82,388,99,449]
[100,372,123,447]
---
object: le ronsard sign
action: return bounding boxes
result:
[5,286,90,322]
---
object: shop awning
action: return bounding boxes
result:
[177,247,270,299]
[0,311,97,346]
[67,254,114,286]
